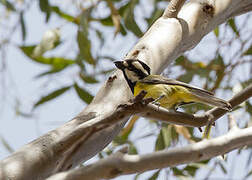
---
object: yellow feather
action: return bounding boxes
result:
[134,81,197,109]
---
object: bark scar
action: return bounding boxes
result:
[203,4,214,17]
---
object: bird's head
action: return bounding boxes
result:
[114,59,151,93]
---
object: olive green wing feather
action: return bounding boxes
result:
[140,75,213,95]
[140,75,231,111]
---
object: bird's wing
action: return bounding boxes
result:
[140,75,213,95]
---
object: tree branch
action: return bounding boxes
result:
[47,126,252,180]
[1,0,252,179]
[163,0,186,18]
[139,84,252,127]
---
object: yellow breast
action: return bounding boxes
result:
[134,82,196,109]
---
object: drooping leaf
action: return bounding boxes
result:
[228,19,239,36]
[244,169,252,179]
[20,45,75,71]
[155,125,171,151]
[148,170,160,180]
[0,0,16,11]
[244,45,252,55]
[123,0,143,37]
[172,167,185,176]
[134,173,142,180]
[77,30,96,65]
[35,67,68,78]
[218,162,227,174]
[214,27,219,37]
[39,0,51,22]
[183,165,199,176]
[34,86,71,107]
[128,143,138,155]
[0,136,14,153]
[20,11,26,41]
[51,6,77,24]
[99,16,114,26]
[246,101,252,116]
[177,71,194,83]
[120,116,139,141]
[145,8,163,27]
[106,0,121,36]
[79,73,99,84]
[95,30,105,48]
[74,83,93,104]
[174,125,194,143]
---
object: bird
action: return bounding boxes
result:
[114,59,232,111]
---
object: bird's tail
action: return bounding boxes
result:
[190,89,232,111]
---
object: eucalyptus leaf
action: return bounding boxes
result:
[228,19,239,36]
[34,86,71,108]
[77,30,96,65]
[51,6,77,24]
[244,45,252,55]
[0,0,16,11]
[20,11,26,41]
[148,170,160,180]
[79,73,99,84]
[74,83,93,104]
[39,0,51,22]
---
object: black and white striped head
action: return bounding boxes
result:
[114,59,151,93]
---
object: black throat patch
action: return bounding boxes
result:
[122,71,136,94]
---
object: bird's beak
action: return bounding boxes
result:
[114,61,124,70]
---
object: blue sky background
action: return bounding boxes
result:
[0,1,251,179]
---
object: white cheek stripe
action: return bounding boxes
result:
[132,61,148,75]
[123,61,128,67]
[125,69,139,82]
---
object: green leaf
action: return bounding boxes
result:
[51,6,77,24]
[35,68,66,78]
[177,71,194,83]
[155,125,171,151]
[99,16,113,26]
[228,19,239,36]
[0,136,14,153]
[184,165,198,176]
[79,73,99,84]
[20,12,26,41]
[0,0,16,11]
[123,0,143,37]
[128,143,138,155]
[77,30,96,65]
[74,83,93,104]
[145,8,163,27]
[214,27,219,37]
[20,45,75,69]
[95,30,105,48]
[20,45,35,56]
[218,162,227,174]
[148,170,160,180]
[244,169,252,179]
[34,86,71,107]
[244,45,252,55]
[246,101,252,116]
[134,173,142,180]
[172,167,185,176]
[39,0,51,22]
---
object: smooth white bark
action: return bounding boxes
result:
[47,127,252,180]
[0,0,251,179]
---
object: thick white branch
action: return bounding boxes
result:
[163,0,186,18]
[0,0,252,179]
[48,127,252,180]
